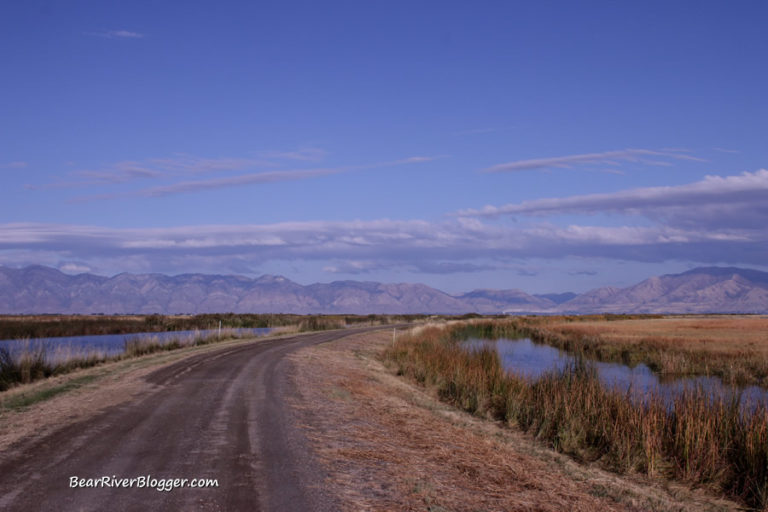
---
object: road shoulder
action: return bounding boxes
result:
[0,335,279,454]
[287,330,741,512]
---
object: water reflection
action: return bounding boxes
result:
[466,337,768,409]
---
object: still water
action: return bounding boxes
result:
[466,337,768,408]
[0,328,273,360]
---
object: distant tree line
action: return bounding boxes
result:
[0,313,431,340]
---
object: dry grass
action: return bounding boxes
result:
[0,328,270,391]
[287,330,742,512]
[547,316,768,355]
[383,321,768,509]
[0,313,426,340]
[527,316,768,386]
[0,335,272,452]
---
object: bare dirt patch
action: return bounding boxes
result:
[288,330,741,512]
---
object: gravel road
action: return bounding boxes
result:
[0,327,383,511]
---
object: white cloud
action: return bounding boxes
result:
[58,262,93,274]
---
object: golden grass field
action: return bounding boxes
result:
[546,315,768,356]
[520,315,768,386]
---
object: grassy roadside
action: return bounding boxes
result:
[384,321,768,509]
[0,326,303,392]
[0,326,328,413]
[0,315,419,392]
[0,313,425,339]
[0,329,324,453]
[1,374,100,412]
[287,329,741,512]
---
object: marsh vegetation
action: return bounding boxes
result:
[0,313,424,340]
[522,315,768,386]
[0,313,425,392]
[385,318,768,509]
[0,328,258,391]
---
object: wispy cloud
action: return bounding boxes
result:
[73,162,163,184]
[459,169,768,230]
[130,155,440,197]
[56,153,440,201]
[30,154,291,190]
[323,259,495,275]
[454,127,503,136]
[391,156,444,164]
[148,155,272,173]
[484,148,705,173]
[258,148,328,161]
[569,270,598,276]
[142,168,344,197]
[1,161,28,169]
[88,30,145,39]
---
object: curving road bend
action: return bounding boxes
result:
[0,327,385,511]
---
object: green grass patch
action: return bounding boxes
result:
[1,374,99,412]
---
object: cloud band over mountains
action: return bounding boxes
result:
[2,174,766,275]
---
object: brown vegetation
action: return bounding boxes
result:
[384,321,768,509]
[0,313,425,339]
[288,329,740,511]
[0,328,265,391]
[0,314,424,391]
[523,315,768,386]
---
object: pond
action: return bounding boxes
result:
[465,337,768,408]
[0,327,273,362]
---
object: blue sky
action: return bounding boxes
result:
[2,1,767,294]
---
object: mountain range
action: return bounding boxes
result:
[1,265,767,315]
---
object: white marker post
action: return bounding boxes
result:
[392,327,396,347]
[218,320,222,339]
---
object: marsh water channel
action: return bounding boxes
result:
[0,327,273,362]
[466,337,768,409]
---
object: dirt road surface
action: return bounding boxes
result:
[0,328,382,511]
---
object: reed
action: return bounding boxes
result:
[0,313,429,340]
[297,316,347,332]
[384,321,768,509]
[520,317,768,387]
[0,329,260,392]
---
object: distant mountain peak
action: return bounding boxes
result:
[0,264,767,314]
[675,266,768,285]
